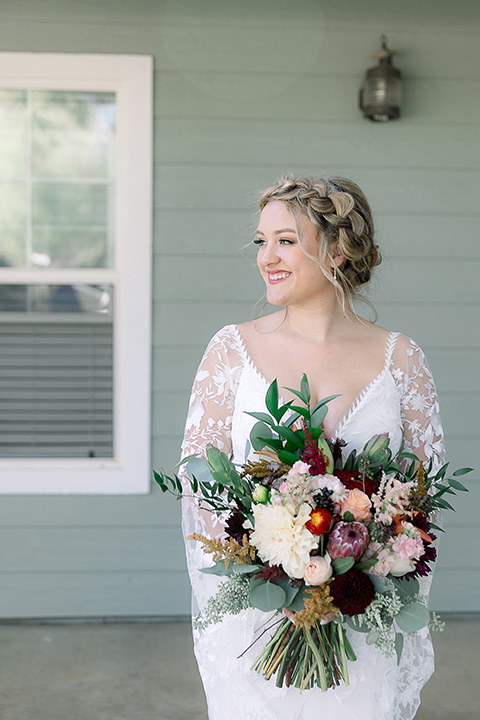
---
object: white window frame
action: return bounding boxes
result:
[0,52,153,494]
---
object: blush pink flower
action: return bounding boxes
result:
[341,489,372,521]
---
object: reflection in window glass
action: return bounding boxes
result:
[0,89,115,270]
[0,284,112,315]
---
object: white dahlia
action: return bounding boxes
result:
[250,502,318,579]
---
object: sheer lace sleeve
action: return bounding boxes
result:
[391,335,445,473]
[180,326,245,611]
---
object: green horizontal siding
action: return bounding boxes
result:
[0,0,479,617]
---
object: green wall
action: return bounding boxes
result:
[0,0,478,617]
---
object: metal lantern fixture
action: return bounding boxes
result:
[359,35,402,122]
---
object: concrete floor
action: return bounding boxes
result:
[0,619,478,720]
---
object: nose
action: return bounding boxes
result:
[259,240,279,266]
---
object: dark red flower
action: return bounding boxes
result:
[405,513,437,580]
[330,569,375,616]
[302,427,328,475]
[334,470,377,497]
[225,511,247,543]
[306,508,332,535]
[254,563,287,582]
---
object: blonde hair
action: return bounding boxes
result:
[258,175,381,311]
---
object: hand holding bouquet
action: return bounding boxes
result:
[155,375,471,692]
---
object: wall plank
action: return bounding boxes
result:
[0,0,478,618]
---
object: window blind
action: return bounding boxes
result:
[0,319,113,458]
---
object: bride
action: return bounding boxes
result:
[181,175,444,720]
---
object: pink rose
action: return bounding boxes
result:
[303,554,333,586]
[341,488,372,521]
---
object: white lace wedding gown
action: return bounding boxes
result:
[181,325,445,720]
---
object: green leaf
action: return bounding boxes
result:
[452,467,473,477]
[310,405,328,429]
[344,615,369,633]
[395,632,404,665]
[285,586,306,612]
[246,411,275,427]
[300,373,311,405]
[200,561,231,576]
[391,576,420,598]
[273,426,304,447]
[186,457,214,486]
[249,579,287,611]
[265,380,279,418]
[395,603,430,633]
[366,630,380,645]
[250,421,273,452]
[277,449,301,465]
[275,577,300,608]
[343,511,355,523]
[428,522,445,533]
[284,411,301,428]
[448,478,469,492]
[332,557,355,575]
[355,557,378,571]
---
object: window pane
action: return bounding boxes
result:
[32,91,115,179]
[0,284,112,314]
[32,227,108,268]
[0,229,26,267]
[0,284,114,459]
[0,89,115,269]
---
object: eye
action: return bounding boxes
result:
[279,238,294,245]
[253,238,265,246]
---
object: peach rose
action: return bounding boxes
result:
[303,554,332,586]
[341,488,372,521]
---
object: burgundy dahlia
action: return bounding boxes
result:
[330,569,375,616]
[327,521,369,561]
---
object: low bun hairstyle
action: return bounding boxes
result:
[258,175,381,309]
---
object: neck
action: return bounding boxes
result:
[283,297,354,342]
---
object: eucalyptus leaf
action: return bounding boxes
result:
[249,579,287,611]
[285,586,306,612]
[395,603,430,633]
[186,457,214,486]
[249,421,273,451]
[200,561,231,576]
[392,577,420,598]
[366,630,380,645]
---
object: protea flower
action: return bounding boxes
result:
[327,521,369,560]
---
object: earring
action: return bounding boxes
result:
[332,266,337,282]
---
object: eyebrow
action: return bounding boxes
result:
[256,227,297,235]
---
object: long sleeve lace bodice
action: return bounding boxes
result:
[180,324,445,720]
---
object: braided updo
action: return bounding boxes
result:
[258,175,381,307]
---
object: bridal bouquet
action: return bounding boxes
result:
[154,376,471,692]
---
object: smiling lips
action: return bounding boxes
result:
[267,271,291,284]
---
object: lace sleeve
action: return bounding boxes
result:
[391,335,445,472]
[179,327,244,613]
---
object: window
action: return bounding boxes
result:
[0,53,153,493]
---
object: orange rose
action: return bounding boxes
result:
[341,488,372,521]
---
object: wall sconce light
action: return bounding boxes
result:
[359,35,402,122]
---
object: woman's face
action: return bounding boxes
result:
[255,200,333,308]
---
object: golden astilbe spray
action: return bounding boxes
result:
[241,458,290,480]
[411,461,432,514]
[187,532,256,568]
[293,584,338,630]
